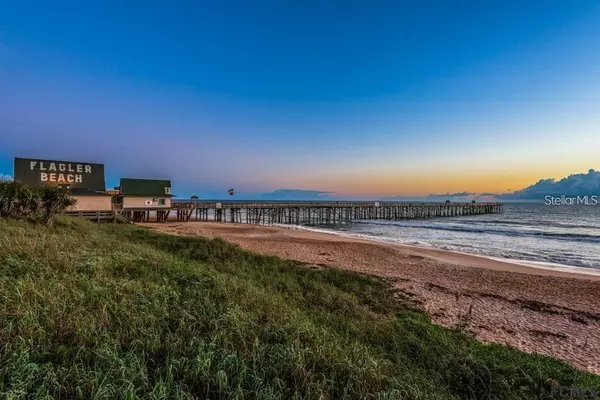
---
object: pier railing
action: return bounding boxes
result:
[169,201,504,225]
[64,210,119,222]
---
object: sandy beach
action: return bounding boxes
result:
[142,222,600,375]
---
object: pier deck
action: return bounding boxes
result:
[144,201,504,225]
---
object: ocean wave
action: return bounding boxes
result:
[273,223,432,247]
[486,257,600,275]
[348,220,600,243]
[350,215,600,231]
[460,218,600,231]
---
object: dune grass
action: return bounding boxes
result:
[0,217,598,399]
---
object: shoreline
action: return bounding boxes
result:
[272,223,600,280]
[141,221,600,374]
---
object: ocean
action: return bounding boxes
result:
[301,203,600,272]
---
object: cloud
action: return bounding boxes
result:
[500,169,600,200]
[387,169,600,202]
[0,173,12,181]
[427,191,476,198]
[381,193,478,202]
[257,189,333,200]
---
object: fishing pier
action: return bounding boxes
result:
[167,201,503,225]
[67,201,503,224]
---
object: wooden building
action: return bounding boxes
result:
[69,188,113,211]
[115,178,173,209]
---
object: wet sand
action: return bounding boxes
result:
[141,222,600,375]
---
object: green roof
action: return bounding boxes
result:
[119,178,173,197]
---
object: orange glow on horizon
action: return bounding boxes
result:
[278,165,598,197]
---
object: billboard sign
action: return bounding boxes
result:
[14,157,106,192]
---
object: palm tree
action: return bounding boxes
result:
[0,180,39,218]
[38,186,77,226]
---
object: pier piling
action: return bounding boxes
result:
[162,201,504,225]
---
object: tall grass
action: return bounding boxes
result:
[0,217,598,398]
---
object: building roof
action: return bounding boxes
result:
[69,188,111,196]
[119,178,174,197]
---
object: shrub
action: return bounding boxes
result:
[0,180,76,225]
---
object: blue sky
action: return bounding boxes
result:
[1,0,599,198]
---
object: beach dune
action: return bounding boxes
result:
[142,222,600,375]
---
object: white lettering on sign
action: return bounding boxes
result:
[40,172,82,183]
[27,160,94,186]
[30,162,92,174]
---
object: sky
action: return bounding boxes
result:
[1,0,600,199]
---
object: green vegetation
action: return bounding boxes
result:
[0,218,598,399]
[0,180,76,226]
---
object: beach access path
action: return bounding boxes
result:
[141,222,600,375]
